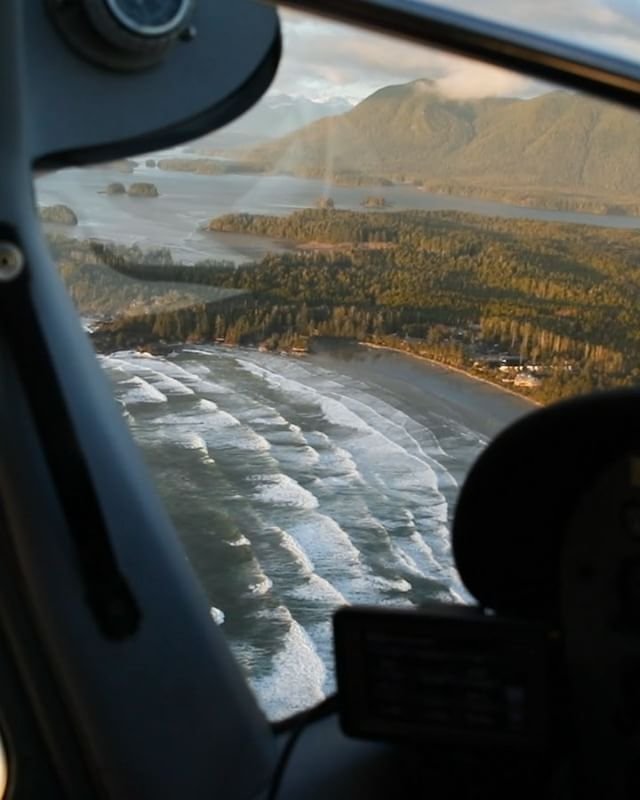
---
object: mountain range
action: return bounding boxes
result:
[242,80,640,213]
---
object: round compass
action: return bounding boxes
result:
[101,0,193,38]
[47,0,197,70]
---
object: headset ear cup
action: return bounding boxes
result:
[452,390,640,620]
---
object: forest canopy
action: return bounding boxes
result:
[49,207,640,404]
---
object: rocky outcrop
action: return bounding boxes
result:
[362,196,387,207]
[38,204,78,225]
[105,182,126,195]
[127,182,159,198]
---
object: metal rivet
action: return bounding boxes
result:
[0,242,24,282]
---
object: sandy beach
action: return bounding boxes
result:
[309,342,536,443]
[360,342,541,408]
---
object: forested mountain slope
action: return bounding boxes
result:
[245,80,640,211]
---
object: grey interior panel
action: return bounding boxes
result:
[25,0,280,165]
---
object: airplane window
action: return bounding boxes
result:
[35,8,640,720]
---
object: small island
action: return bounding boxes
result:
[105,182,126,195]
[362,196,388,208]
[156,158,263,176]
[38,204,78,225]
[315,196,335,209]
[127,182,159,198]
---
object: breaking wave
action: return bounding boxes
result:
[99,344,502,720]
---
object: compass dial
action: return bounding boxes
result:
[103,0,192,37]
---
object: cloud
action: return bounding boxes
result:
[272,2,640,102]
[275,10,539,101]
[433,60,534,99]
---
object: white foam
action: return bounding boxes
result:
[231,429,272,452]
[250,606,326,720]
[449,586,471,604]
[405,515,471,602]
[180,360,212,377]
[316,443,363,483]
[183,346,221,357]
[323,394,445,491]
[277,528,348,607]
[142,398,273,460]
[227,534,251,547]
[266,426,307,446]
[196,401,271,452]
[409,531,443,569]
[190,404,272,453]
[210,606,225,625]
[100,355,129,373]
[278,510,416,603]
[318,395,371,432]
[370,575,412,593]
[237,359,317,405]
[236,358,450,508]
[304,430,331,447]
[231,406,321,463]
[302,513,361,560]
[112,355,197,396]
[147,373,195,396]
[388,541,427,578]
[389,531,445,583]
[120,376,167,404]
[261,428,321,469]
[115,397,135,424]
[252,474,319,511]
[341,393,458,490]
[131,353,202,385]
[249,412,290,427]
[248,575,273,596]
[266,361,450,475]
[292,575,348,607]
[278,528,315,574]
[180,432,214,464]
[204,381,233,394]
[286,515,362,579]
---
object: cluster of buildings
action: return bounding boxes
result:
[471,354,545,389]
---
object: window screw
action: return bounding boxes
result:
[180,25,197,42]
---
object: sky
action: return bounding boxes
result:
[271,0,640,102]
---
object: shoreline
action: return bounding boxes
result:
[103,334,541,409]
[154,159,640,221]
[358,342,541,408]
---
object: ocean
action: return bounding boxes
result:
[37,163,640,266]
[99,342,533,719]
